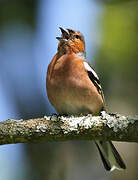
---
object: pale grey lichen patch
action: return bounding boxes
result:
[79,115,101,129]
[101,111,134,132]
[36,124,47,133]
[45,113,136,135]
[59,114,102,134]
[44,115,51,121]
[60,116,84,133]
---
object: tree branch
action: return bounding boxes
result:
[0,111,138,145]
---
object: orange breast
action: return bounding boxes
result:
[46,53,104,115]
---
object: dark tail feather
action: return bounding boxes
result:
[95,141,126,171]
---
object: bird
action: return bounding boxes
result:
[46,27,126,171]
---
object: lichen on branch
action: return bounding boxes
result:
[0,111,137,145]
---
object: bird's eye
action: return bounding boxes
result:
[75,35,80,39]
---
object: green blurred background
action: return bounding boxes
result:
[0,0,137,180]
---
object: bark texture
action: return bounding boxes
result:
[0,112,137,145]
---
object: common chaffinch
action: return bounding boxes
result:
[46,27,126,171]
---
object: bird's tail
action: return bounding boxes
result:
[95,141,126,171]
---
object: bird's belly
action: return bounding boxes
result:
[47,77,103,115]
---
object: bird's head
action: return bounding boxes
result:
[56,27,86,57]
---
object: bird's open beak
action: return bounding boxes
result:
[56,27,69,42]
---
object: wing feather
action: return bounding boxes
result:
[83,61,105,102]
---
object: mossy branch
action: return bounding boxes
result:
[0,111,138,145]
